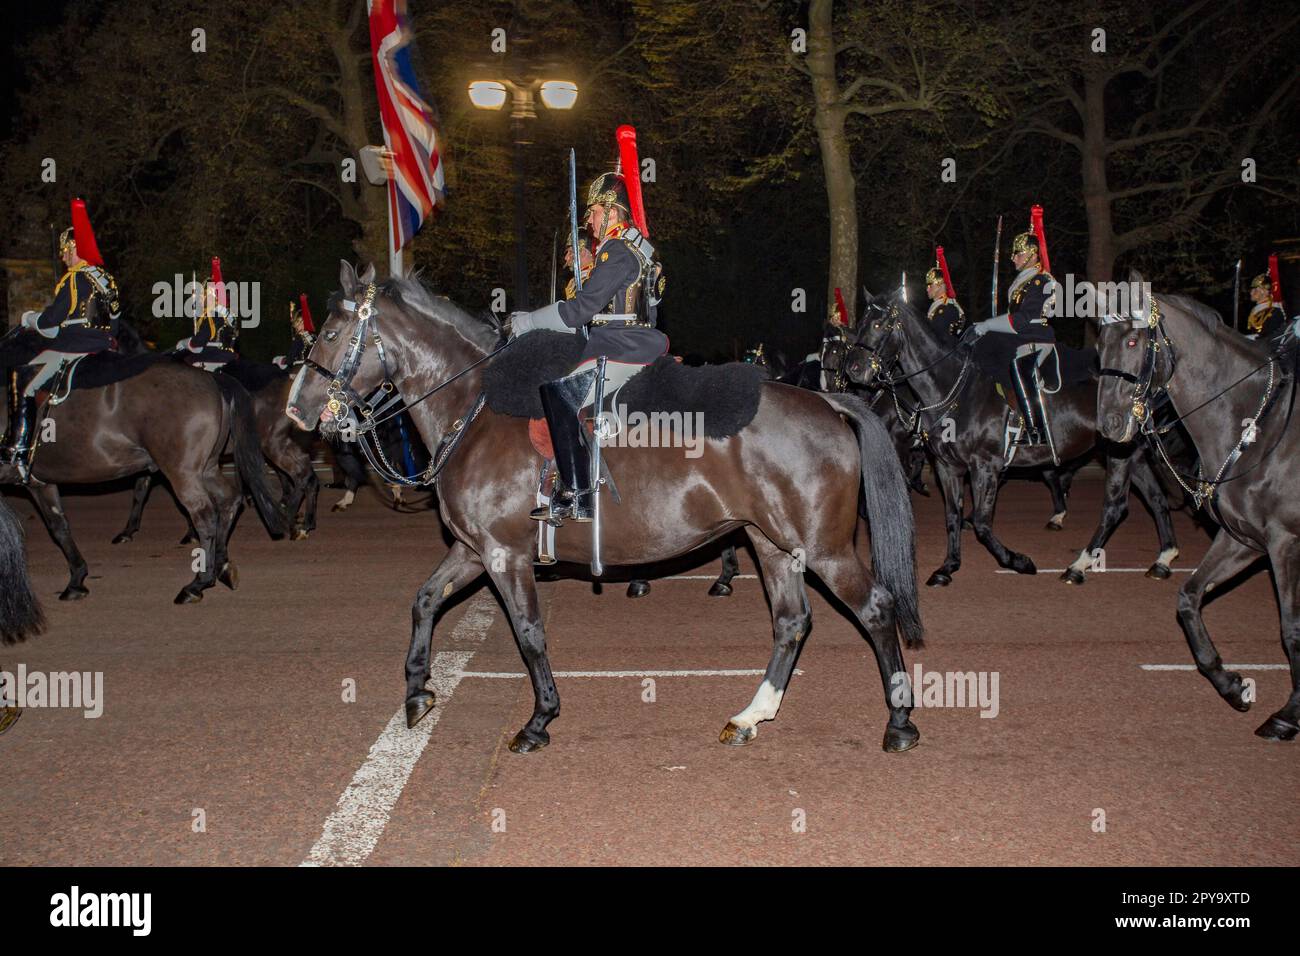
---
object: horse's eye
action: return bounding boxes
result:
[324,329,339,342]
[873,322,880,329]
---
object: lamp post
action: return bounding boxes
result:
[469,74,578,311]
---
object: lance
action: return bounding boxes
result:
[991,215,1003,318]
[1232,258,1242,331]
[568,148,587,340]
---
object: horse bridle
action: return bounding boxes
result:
[1097,298,1173,437]
[299,281,511,486]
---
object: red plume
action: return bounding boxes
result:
[299,293,315,334]
[1269,254,1282,305]
[70,198,104,267]
[832,287,849,328]
[209,256,226,307]
[1030,205,1050,274]
[615,125,649,238]
[936,245,956,299]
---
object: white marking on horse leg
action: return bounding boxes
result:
[1156,547,1179,566]
[335,489,354,511]
[729,679,785,731]
[1050,511,1066,525]
[1068,550,1091,573]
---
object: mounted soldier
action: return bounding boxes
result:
[177,258,239,371]
[1246,255,1287,342]
[2,198,120,480]
[509,125,668,525]
[275,294,317,371]
[967,206,1058,447]
[925,245,966,341]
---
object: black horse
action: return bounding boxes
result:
[845,289,1179,587]
[1097,288,1300,740]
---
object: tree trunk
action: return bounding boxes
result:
[1079,74,1114,344]
[329,11,390,266]
[807,0,858,326]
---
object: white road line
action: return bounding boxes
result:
[995,567,1198,574]
[1140,663,1288,671]
[302,590,498,867]
[659,574,760,581]
[460,668,802,679]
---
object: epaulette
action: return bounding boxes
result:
[620,226,655,268]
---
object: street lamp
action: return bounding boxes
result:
[468,70,578,310]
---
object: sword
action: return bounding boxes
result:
[900,271,907,304]
[569,148,587,341]
[590,355,607,577]
[991,215,1003,317]
[550,227,559,302]
[1232,258,1242,331]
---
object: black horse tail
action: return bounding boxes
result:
[819,392,923,648]
[0,498,44,644]
[213,375,289,538]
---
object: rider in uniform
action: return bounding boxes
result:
[2,198,120,479]
[276,294,317,370]
[1246,258,1287,342]
[177,258,239,371]
[510,127,668,524]
[925,246,966,341]
[967,209,1058,446]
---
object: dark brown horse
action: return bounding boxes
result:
[115,372,320,543]
[0,495,45,734]
[288,263,924,754]
[1097,288,1300,740]
[0,352,287,602]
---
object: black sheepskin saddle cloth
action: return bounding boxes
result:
[63,351,176,390]
[216,358,289,394]
[482,331,767,439]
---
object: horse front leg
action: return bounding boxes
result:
[1129,449,1179,580]
[486,549,559,753]
[113,473,152,544]
[970,461,1036,575]
[405,541,485,727]
[1061,449,1133,585]
[1043,467,1067,531]
[1177,531,1259,713]
[709,544,741,597]
[1257,538,1300,741]
[927,459,965,587]
[28,484,89,600]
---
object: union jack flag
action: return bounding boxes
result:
[368,0,446,255]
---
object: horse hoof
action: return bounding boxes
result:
[0,707,21,736]
[1011,556,1037,575]
[926,571,952,588]
[508,729,549,754]
[961,517,974,530]
[291,528,310,541]
[173,588,203,605]
[59,585,89,601]
[112,533,133,545]
[882,721,920,753]
[910,481,930,497]
[218,562,239,591]
[1216,671,1251,712]
[626,581,651,599]
[331,504,347,513]
[1254,714,1300,741]
[708,582,733,597]
[1060,568,1085,586]
[1146,563,1172,580]
[1045,520,1063,532]
[179,533,198,545]
[405,692,436,729]
[718,721,756,746]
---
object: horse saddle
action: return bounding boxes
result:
[51,351,170,399]
[483,330,767,440]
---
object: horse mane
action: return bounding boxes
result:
[1160,293,1271,359]
[378,273,503,349]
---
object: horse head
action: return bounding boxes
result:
[844,288,906,387]
[1095,271,1167,444]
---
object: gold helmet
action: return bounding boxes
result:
[1251,272,1270,292]
[1010,232,1039,258]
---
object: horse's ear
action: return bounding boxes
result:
[359,262,377,285]
[1128,269,1145,285]
[862,285,873,303]
[339,260,358,293]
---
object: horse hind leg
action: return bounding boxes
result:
[405,541,484,727]
[1257,540,1300,741]
[970,462,1035,575]
[168,477,221,604]
[28,484,89,600]
[709,543,741,597]
[484,548,559,753]
[719,532,810,747]
[812,550,919,753]
[211,474,242,591]
[113,473,153,544]
[1043,467,1067,531]
[1129,450,1179,580]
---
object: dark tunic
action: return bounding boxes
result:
[556,230,668,365]
[185,309,239,366]
[974,268,1057,391]
[928,299,966,341]
[33,266,119,353]
[1250,304,1287,341]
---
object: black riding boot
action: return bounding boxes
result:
[529,370,598,524]
[1010,353,1045,445]
[1,368,37,481]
